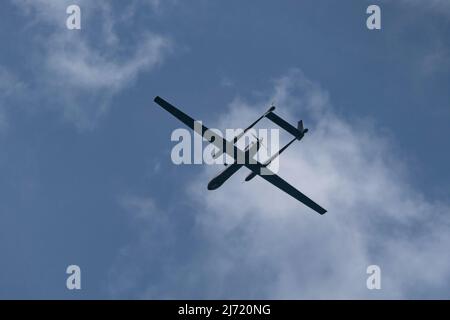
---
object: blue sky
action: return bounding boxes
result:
[0,0,449,299]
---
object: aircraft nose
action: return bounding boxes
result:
[207,179,219,190]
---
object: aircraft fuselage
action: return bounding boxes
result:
[207,140,262,190]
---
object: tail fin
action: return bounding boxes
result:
[298,120,304,132]
[298,120,308,138]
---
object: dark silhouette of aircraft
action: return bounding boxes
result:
[153,96,327,215]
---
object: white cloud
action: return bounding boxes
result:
[109,70,450,299]
[46,33,168,91]
[12,0,171,130]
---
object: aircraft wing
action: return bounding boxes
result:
[154,96,211,137]
[245,164,327,215]
[154,96,241,159]
[266,112,302,139]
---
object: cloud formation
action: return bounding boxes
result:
[109,70,450,299]
[12,0,171,129]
